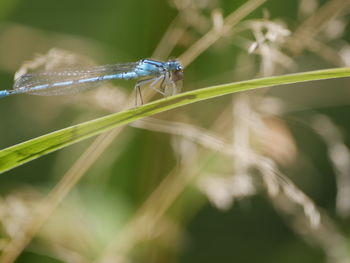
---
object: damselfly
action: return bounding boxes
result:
[0,59,184,104]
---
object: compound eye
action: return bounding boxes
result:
[173,69,184,82]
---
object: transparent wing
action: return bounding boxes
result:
[13,62,138,96]
[14,48,97,80]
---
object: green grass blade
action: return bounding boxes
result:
[1,67,350,174]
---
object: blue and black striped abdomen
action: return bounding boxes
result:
[11,64,139,96]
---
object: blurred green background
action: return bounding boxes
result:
[1,0,350,262]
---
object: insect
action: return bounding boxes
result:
[0,59,184,105]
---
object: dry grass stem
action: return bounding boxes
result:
[288,0,350,55]
[312,115,350,217]
[178,0,267,67]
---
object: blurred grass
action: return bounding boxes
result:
[0,0,19,20]
[1,0,350,263]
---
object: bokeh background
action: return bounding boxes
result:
[1,0,350,262]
